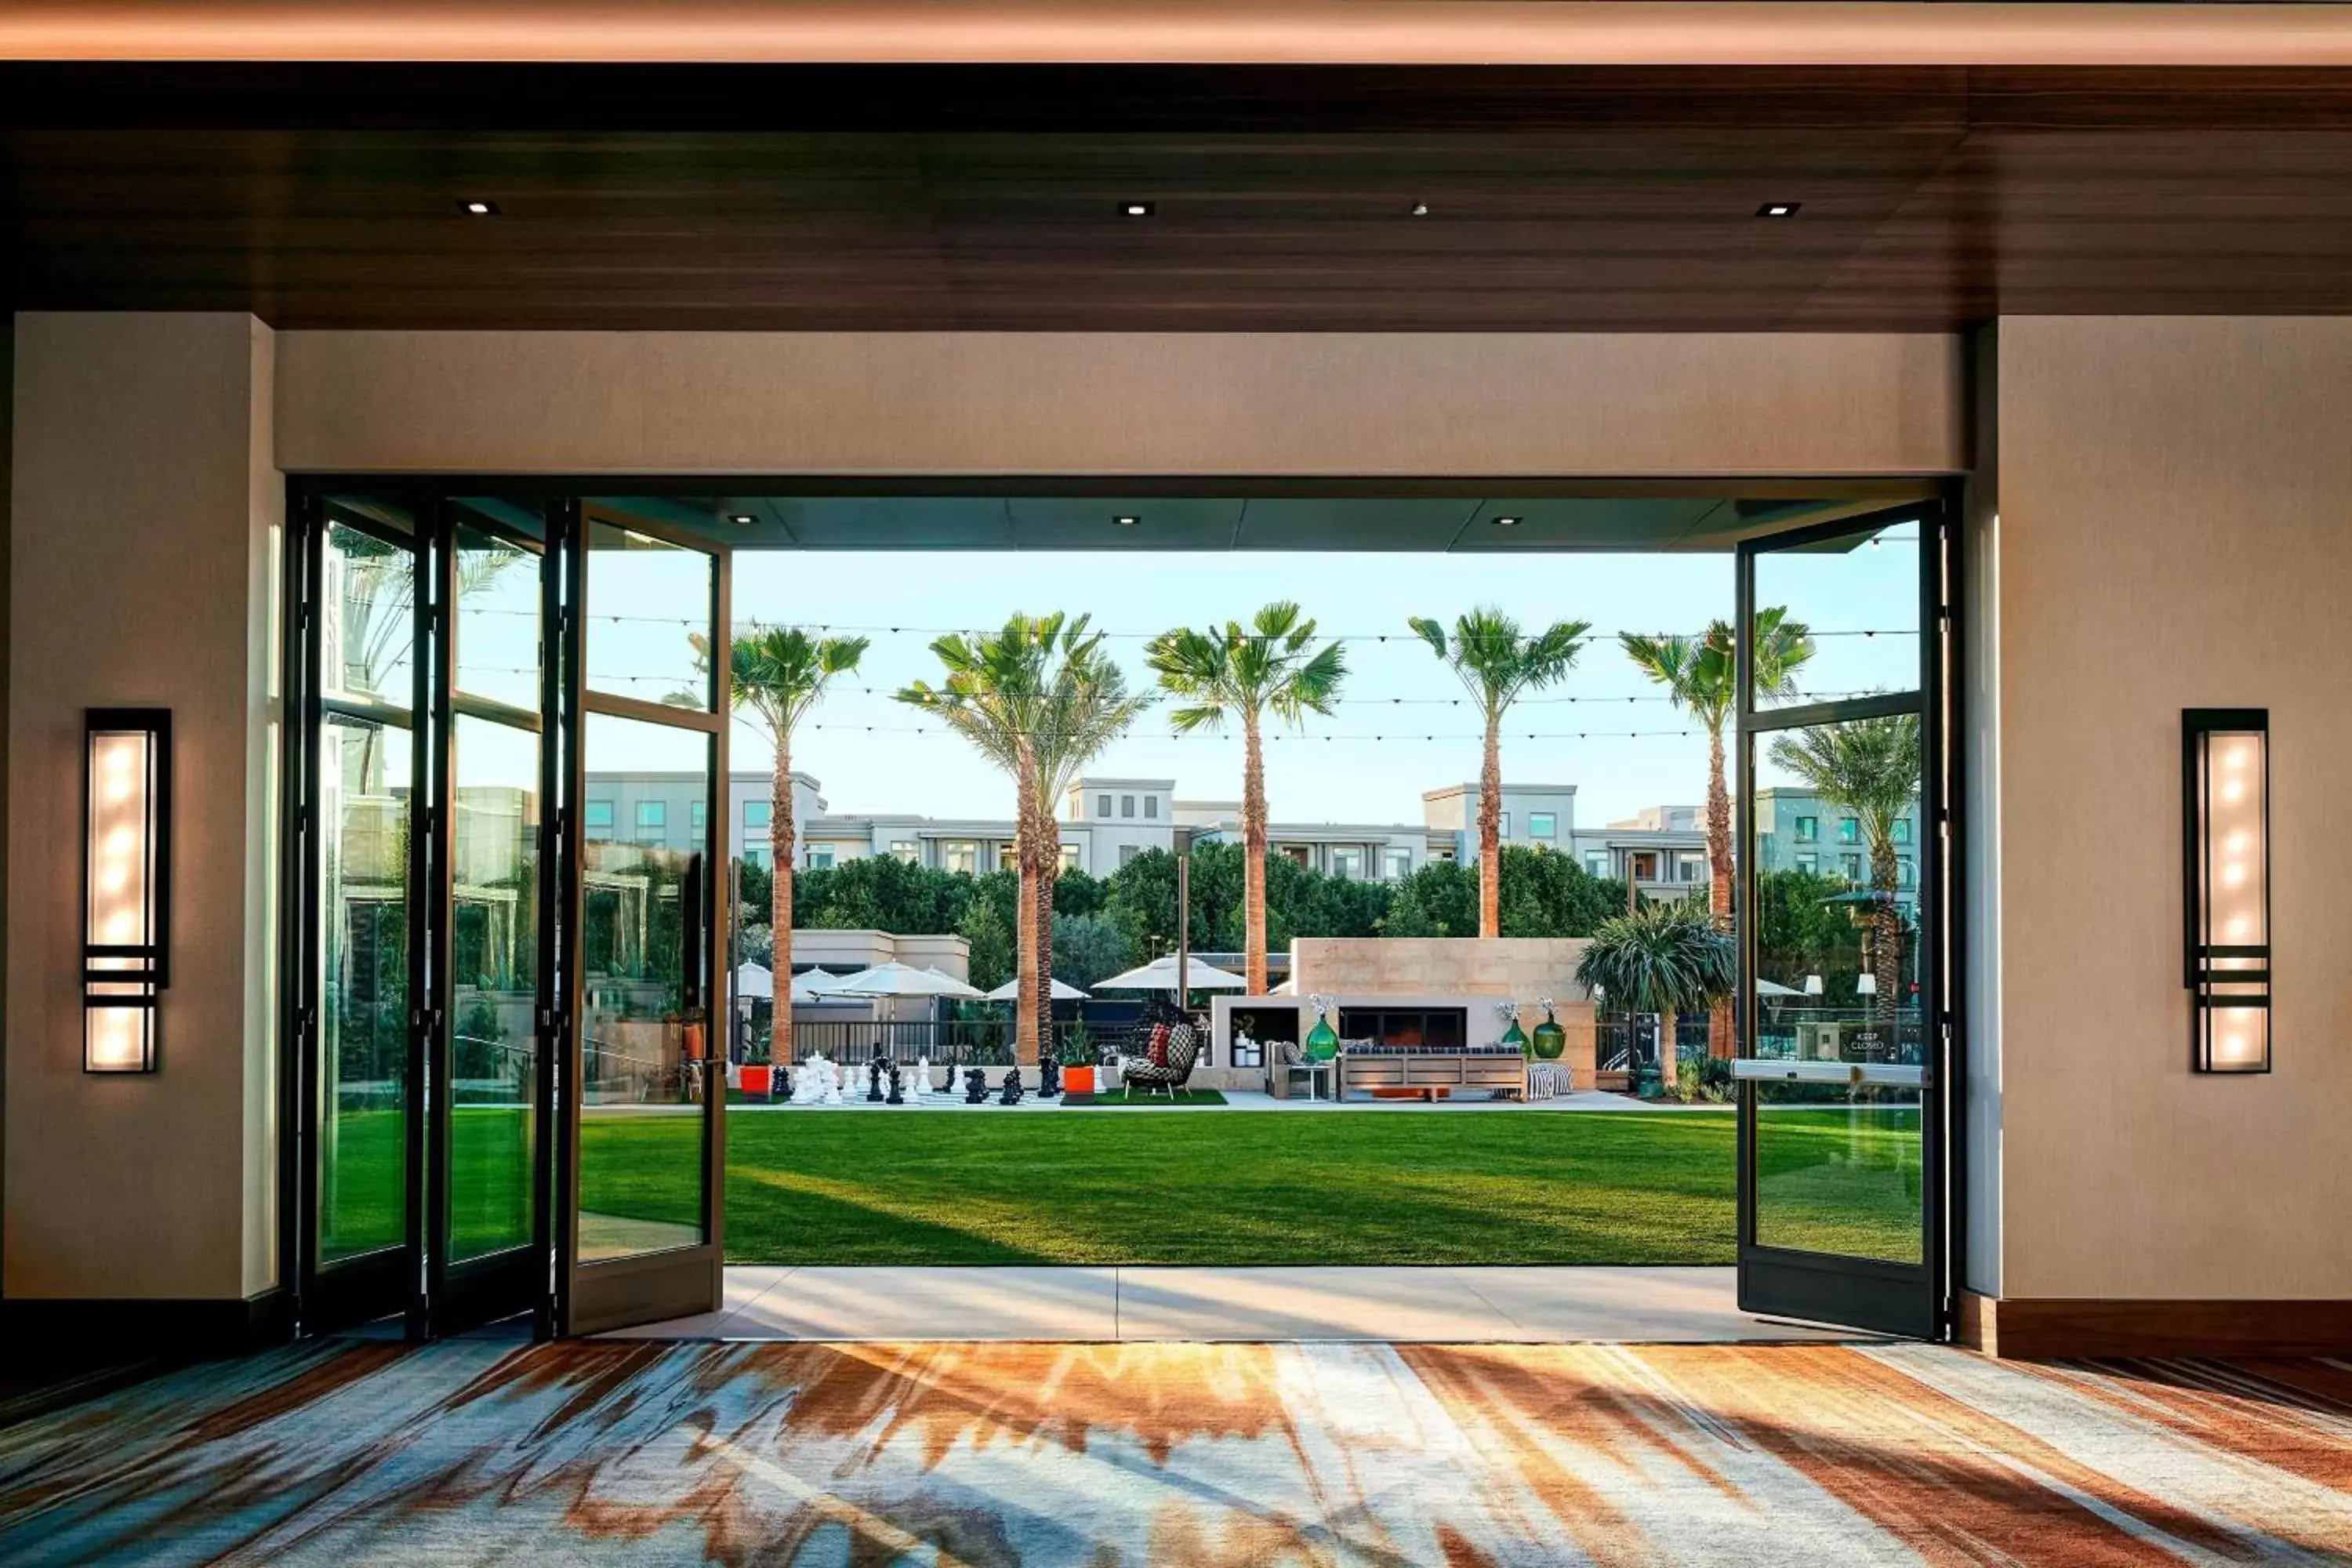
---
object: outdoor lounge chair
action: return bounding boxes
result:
[1120,1022,1200,1098]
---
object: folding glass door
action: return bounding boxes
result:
[1733,502,1954,1339]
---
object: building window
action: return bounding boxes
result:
[804,846,832,870]
[1098,793,1112,818]
[1838,816,1861,844]
[1121,794,1136,818]
[584,800,614,841]
[1584,851,1609,877]
[1331,847,1364,880]
[1897,855,1915,887]
[1385,848,1412,881]
[1678,854,1704,882]
[745,800,771,829]
[996,842,1018,871]
[691,800,706,837]
[1145,795,1159,819]
[1757,836,1777,870]
[1795,852,1818,875]
[744,845,773,870]
[1840,852,1863,881]
[1890,818,1911,844]
[1794,815,1818,843]
[942,840,978,874]
[1060,844,1081,873]
[1528,811,1556,839]
[635,800,666,841]
[1499,812,1511,839]
[889,840,917,863]
[1279,844,1311,867]
[1119,844,1142,866]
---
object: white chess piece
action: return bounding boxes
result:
[908,1057,931,1103]
[820,1058,845,1105]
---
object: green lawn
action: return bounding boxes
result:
[318,1105,1922,1268]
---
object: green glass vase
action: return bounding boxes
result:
[1530,1010,1567,1060]
[1500,1019,1530,1055]
[1304,1012,1340,1062]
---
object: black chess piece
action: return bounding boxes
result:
[964,1067,989,1104]
[884,1058,905,1105]
[866,1056,887,1102]
[1039,1058,1062,1098]
[998,1069,1025,1106]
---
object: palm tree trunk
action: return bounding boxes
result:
[1870,836,1901,1047]
[1013,775,1042,1067]
[1705,720,1736,1061]
[773,736,796,1064]
[1658,1008,1679,1094]
[1035,812,1061,1063]
[1243,714,1269,993]
[1479,711,1503,938]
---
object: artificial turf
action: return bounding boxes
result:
[318,1103,1922,1268]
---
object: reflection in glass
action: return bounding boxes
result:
[448,717,541,1260]
[1749,710,1926,1263]
[1751,520,1921,709]
[584,520,714,710]
[318,715,412,1263]
[577,714,710,1261]
[325,521,419,707]
[455,522,541,712]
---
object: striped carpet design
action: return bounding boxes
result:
[1,1340,2348,1564]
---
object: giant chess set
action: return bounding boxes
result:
[777,1052,1110,1108]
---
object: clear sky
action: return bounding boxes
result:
[552,527,1921,831]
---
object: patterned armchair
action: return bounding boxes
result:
[1119,1022,1200,1098]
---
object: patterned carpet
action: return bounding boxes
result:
[1,1339,2348,1565]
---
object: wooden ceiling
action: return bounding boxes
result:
[6,64,2352,331]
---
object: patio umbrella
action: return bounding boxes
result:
[1755,977,1804,998]
[799,966,877,994]
[828,962,985,1000]
[1092,954,1249,991]
[980,975,1091,1001]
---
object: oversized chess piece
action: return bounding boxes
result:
[866,1056,887,1103]
[963,1067,989,1105]
[884,1058,905,1105]
[907,1058,931,1104]
[1039,1058,1062,1098]
[998,1069,1025,1106]
[820,1058,845,1106]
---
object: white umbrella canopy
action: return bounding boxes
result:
[799,966,878,994]
[1093,954,1249,992]
[736,961,775,1000]
[828,962,985,1000]
[981,976,1091,1001]
[1755,978,1806,998]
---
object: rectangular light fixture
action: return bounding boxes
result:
[2183,708,2268,1074]
[84,709,170,1073]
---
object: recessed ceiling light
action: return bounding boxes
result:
[1120,201,1155,218]
[1114,514,1141,527]
[460,198,500,216]
[1410,201,1430,217]
[1493,515,1522,528]
[1756,201,1801,218]
[728,513,757,527]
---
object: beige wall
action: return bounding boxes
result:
[1291,937,1599,1087]
[6,313,281,1301]
[275,332,1964,478]
[1986,317,2352,1300]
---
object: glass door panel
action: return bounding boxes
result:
[558,503,728,1335]
[1735,504,1947,1341]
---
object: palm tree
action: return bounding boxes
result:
[1621,608,1814,1057]
[900,614,1146,1066]
[1768,714,1921,1040]
[1574,901,1737,1089]
[728,626,869,1064]
[1145,604,1346,993]
[1409,609,1592,938]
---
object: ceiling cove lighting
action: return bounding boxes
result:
[1120,201,1154,217]
[1113,514,1141,528]
[459,198,500,216]
[84,709,170,1073]
[2184,708,2270,1074]
[1757,201,1801,218]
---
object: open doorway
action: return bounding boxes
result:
[283,481,1955,1343]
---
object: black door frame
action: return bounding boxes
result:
[1733,496,1958,1341]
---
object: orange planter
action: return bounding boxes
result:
[1063,1065,1095,1096]
[741,1065,772,1097]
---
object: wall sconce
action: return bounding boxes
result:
[84,709,169,1073]
[2183,708,2268,1074]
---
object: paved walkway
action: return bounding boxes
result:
[601,1265,1856,1344]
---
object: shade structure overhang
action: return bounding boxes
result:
[1092,954,1250,991]
[826,961,985,1000]
[980,976,1091,1001]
